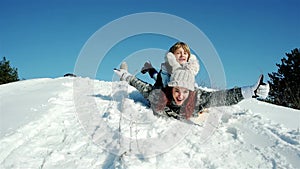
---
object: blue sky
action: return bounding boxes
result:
[1,0,299,88]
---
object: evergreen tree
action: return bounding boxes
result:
[0,57,19,85]
[268,48,300,109]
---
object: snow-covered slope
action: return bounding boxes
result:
[0,77,299,169]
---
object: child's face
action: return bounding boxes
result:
[172,86,190,106]
[173,47,189,64]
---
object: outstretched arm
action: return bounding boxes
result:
[195,74,269,110]
[196,88,244,110]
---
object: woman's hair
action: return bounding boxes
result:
[169,42,191,61]
[154,87,196,119]
[182,91,196,119]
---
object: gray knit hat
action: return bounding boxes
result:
[168,68,195,91]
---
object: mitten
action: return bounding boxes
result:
[182,54,200,75]
[164,52,181,74]
[241,74,270,99]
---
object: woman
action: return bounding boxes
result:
[114,63,269,120]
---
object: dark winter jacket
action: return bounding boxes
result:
[127,76,244,120]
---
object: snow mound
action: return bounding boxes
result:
[0,77,299,169]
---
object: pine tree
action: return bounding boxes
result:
[0,57,19,85]
[268,48,300,109]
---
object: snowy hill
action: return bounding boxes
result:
[0,77,299,169]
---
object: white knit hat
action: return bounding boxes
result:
[168,68,195,91]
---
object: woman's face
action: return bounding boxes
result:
[173,47,189,64]
[172,87,190,106]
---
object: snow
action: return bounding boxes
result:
[0,77,299,169]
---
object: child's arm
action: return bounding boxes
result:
[164,52,181,74]
[185,54,200,75]
[164,52,200,76]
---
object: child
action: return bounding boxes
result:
[141,42,200,89]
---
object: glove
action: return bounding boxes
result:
[241,74,270,99]
[141,61,154,74]
[113,62,132,81]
